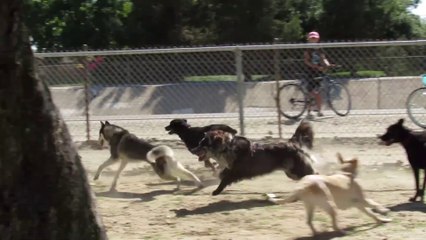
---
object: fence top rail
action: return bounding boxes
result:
[34,40,426,58]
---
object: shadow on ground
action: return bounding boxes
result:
[389,201,426,213]
[172,199,275,217]
[294,222,380,240]
[96,189,177,202]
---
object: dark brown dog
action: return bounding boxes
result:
[165,118,237,173]
[192,130,250,170]
[289,119,314,149]
[192,131,316,196]
[378,118,426,202]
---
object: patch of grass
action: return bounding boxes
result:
[184,74,268,82]
[330,70,386,78]
[357,70,386,78]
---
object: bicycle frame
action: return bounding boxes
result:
[300,73,336,102]
[279,67,351,119]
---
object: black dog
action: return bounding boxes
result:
[165,118,237,173]
[379,118,426,202]
[192,130,316,196]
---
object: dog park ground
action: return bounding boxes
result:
[73,114,426,240]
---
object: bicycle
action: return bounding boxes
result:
[278,66,352,119]
[406,74,426,128]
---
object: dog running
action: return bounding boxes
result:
[192,126,317,196]
[267,153,391,236]
[288,119,314,150]
[95,121,203,191]
[378,118,426,202]
[165,118,238,174]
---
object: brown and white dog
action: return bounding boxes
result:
[192,130,316,196]
[267,153,391,236]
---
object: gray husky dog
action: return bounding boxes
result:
[94,121,203,191]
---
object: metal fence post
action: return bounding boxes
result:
[377,77,381,109]
[273,38,282,139]
[235,48,245,136]
[83,44,91,141]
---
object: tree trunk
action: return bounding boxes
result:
[0,1,107,239]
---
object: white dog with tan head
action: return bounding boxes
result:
[267,153,391,235]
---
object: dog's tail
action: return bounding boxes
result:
[146,145,174,180]
[269,191,300,205]
[270,179,334,206]
[147,145,175,162]
[147,146,203,187]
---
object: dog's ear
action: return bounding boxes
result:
[347,159,358,171]
[397,118,404,126]
[336,152,344,164]
[184,119,187,123]
[105,121,111,125]
[341,158,358,175]
[100,121,104,126]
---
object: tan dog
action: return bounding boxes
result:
[267,153,391,235]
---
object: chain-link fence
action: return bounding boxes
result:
[35,40,426,142]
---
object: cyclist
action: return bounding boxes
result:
[303,31,333,118]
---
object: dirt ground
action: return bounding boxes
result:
[77,136,426,240]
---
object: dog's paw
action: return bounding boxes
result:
[372,207,390,215]
[263,193,277,201]
[378,217,392,223]
[212,190,221,196]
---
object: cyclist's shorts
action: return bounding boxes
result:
[304,70,322,92]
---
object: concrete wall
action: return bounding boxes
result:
[50,76,423,118]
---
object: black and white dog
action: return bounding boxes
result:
[165,118,238,174]
[95,121,203,191]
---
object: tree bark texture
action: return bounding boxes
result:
[0,1,107,239]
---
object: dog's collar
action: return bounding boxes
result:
[251,142,264,153]
[339,171,357,178]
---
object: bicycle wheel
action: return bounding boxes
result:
[326,82,351,116]
[278,83,308,119]
[407,87,426,128]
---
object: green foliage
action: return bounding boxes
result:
[25,0,426,49]
[184,75,268,82]
[26,0,133,49]
[318,0,425,40]
[331,70,387,78]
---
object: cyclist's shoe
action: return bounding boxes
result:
[306,113,315,120]
[317,112,324,117]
